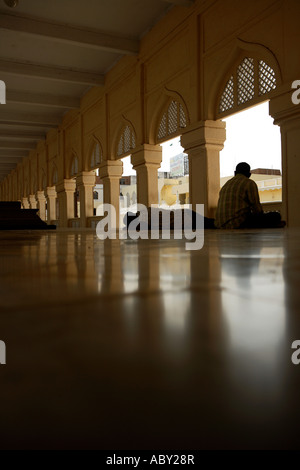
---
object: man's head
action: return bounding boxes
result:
[235,162,251,178]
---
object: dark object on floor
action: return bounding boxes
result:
[240,210,286,229]
[0,201,56,230]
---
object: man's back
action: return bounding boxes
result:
[214,173,262,229]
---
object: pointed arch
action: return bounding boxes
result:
[154,90,189,144]
[115,118,137,159]
[215,39,282,118]
[89,137,103,170]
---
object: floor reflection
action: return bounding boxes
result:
[217,232,288,436]
[219,233,286,353]
[0,229,299,449]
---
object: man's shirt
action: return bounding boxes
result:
[214,173,263,229]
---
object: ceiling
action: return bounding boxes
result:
[0,0,194,183]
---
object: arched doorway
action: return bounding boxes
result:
[220,101,282,210]
[159,137,189,209]
[216,52,282,215]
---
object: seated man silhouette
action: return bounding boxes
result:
[214,162,285,229]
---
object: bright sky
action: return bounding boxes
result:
[122,101,282,178]
[220,101,281,177]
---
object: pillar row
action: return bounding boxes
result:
[269,87,300,227]
[99,160,123,228]
[181,120,226,218]
[22,197,30,209]
[28,194,37,210]
[76,171,96,228]
[46,186,57,223]
[131,144,162,207]
[56,179,76,228]
[36,191,46,221]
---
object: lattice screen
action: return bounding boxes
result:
[168,101,178,135]
[157,100,187,142]
[179,103,187,128]
[218,57,277,116]
[157,114,167,140]
[237,57,255,105]
[219,76,234,113]
[117,125,136,157]
[258,60,276,96]
[90,142,102,169]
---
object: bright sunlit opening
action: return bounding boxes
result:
[220,101,281,177]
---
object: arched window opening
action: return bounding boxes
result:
[218,57,277,117]
[219,102,282,206]
[117,125,136,158]
[93,171,104,216]
[119,155,137,228]
[158,137,189,209]
[68,156,79,218]
[157,100,187,143]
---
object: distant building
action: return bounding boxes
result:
[170,153,189,178]
[221,168,282,203]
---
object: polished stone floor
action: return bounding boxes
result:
[0,227,299,449]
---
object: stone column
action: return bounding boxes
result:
[36,191,47,221]
[56,179,76,228]
[46,186,57,223]
[28,194,37,209]
[76,171,96,228]
[181,120,226,217]
[131,144,162,207]
[22,197,30,209]
[269,86,300,227]
[99,160,123,228]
